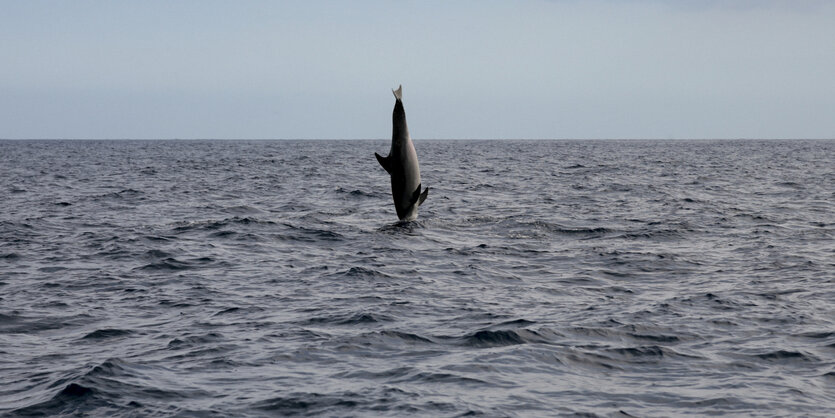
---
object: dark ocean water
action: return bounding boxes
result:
[1,139,833,417]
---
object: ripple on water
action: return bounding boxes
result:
[81,328,135,340]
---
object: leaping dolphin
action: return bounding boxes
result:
[375,85,428,221]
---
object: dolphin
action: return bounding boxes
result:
[375,85,428,221]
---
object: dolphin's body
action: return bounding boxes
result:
[375,85,428,221]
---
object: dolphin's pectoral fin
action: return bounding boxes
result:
[409,184,429,207]
[418,187,428,206]
[375,152,393,174]
[410,184,423,205]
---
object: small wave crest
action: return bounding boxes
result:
[457,328,553,348]
[253,392,360,414]
[81,328,134,340]
[172,216,277,233]
[136,256,227,271]
[10,358,171,416]
[304,311,393,326]
[326,266,392,280]
[94,188,145,201]
[335,187,382,199]
[279,222,344,242]
[477,218,613,239]
[751,350,818,363]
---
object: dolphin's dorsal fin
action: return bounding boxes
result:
[392,85,402,100]
[417,187,428,206]
[375,152,393,174]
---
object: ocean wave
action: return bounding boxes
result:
[0,312,94,334]
[391,371,489,385]
[212,306,265,317]
[81,328,134,340]
[12,382,101,417]
[751,350,819,363]
[171,216,277,233]
[604,345,699,361]
[136,256,228,271]
[492,218,613,238]
[614,226,692,240]
[252,392,360,414]
[455,328,554,348]
[94,188,145,200]
[377,330,436,344]
[279,222,345,241]
[9,358,201,416]
[335,187,383,198]
[167,332,225,349]
[377,220,427,234]
[304,311,394,326]
[221,204,264,215]
[326,266,392,280]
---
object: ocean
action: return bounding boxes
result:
[1,139,833,416]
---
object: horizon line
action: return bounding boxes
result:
[2,137,834,141]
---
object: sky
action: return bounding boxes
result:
[1,0,834,139]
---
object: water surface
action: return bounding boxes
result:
[1,139,833,416]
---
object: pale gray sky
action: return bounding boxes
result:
[1,0,833,139]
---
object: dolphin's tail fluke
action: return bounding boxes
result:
[392,85,402,100]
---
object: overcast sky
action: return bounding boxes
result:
[2,0,833,139]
